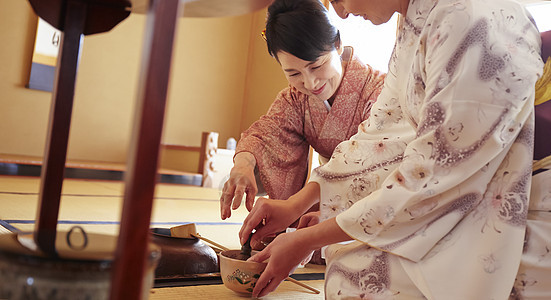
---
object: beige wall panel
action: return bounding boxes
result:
[0,2,287,166]
[68,14,145,163]
[239,9,288,135]
[163,15,253,149]
[0,1,50,158]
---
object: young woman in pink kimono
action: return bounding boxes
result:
[239,0,550,298]
[219,0,385,221]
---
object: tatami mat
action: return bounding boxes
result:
[149,279,325,299]
[0,225,10,235]
[0,175,248,249]
[0,175,326,298]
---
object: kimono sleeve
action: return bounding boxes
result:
[236,88,311,199]
[321,3,543,262]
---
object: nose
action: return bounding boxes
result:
[339,10,350,19]
[303,72,318,90]
[331,3,349,19]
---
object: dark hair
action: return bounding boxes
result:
[265,0,341,62]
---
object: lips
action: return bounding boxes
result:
[352,13,368,20]
[311,83,326,95]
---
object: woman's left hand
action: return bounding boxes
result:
[297,211,320,229]
[248,218,351,297]
[239,197,302,249]
[247,230,313,298]
[239,182,321,249]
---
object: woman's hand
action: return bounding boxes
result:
[249,217,351,297]
[297,211,320,229]
[248,230,314,298]
[239,197,302,249]
[239,182,321,248]
[220,152,257,220]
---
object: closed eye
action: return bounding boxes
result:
[311,59,328,70]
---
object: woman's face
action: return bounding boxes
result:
[277,49,344,102]
[330,0,407,25]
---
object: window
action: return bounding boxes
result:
[525,2,551,32]
[328,1,551,73]
[328,7,398,73]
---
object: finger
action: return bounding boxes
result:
[257,276,284,298]
[239,199,266,244]
[296,215,311,229]
[250,237,267,250]
[252,273,271,298]
[245,189,256,212]
[232,186,246,210]
[221,181,236,206]
[220,182,236,219]
[220,195,231,220]
[239,217,262,245]
[252,222,279,246]
[249,222,267,250]
[297,212,320,229]
[247,246,270,263]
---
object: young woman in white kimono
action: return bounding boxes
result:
[239,0,549,298]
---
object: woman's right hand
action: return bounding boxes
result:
[239,182,321,249]
[220,152,258,220]
[239,197,302,249]
[297,211,320,229]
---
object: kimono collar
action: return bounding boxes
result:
[310,47,370,142]
[404,0,437,32]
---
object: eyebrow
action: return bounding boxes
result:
[283,60,319,72]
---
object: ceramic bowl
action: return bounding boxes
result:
[219,250,267,295]
[150,228,218,279]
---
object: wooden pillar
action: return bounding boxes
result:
[109,0,182,298]
[34,0,87,256]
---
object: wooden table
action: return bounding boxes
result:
[24,0,272,299]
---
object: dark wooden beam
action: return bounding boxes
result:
[34,0,87,256]
[109,0,181,298]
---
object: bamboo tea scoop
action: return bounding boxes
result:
[170,223,226,252]
[169,224,320,294]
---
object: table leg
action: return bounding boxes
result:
[109,0,182,299]
[34,0,87,256]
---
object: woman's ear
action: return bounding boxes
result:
[335,39,343,55]
[335,31,343,55]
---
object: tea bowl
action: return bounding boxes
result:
[219,250,267,295]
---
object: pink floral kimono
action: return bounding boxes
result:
[310,0,549,299]
[236,47,385,200]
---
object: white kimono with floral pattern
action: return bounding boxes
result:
[309,0,546,299]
